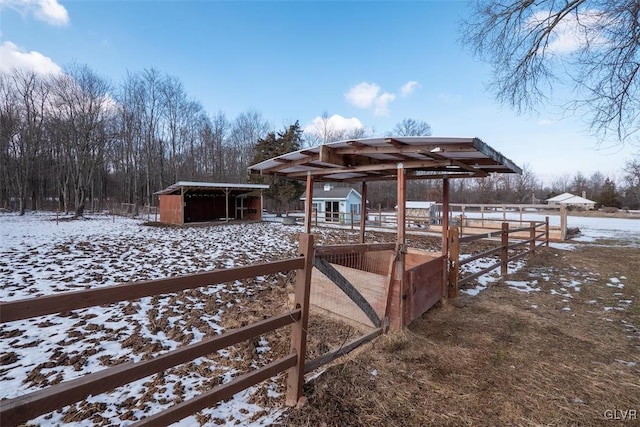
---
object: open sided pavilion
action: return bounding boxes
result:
[249,136,521,330]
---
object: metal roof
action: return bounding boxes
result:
[156,181,269,195]
[300,186,361,200]
[247,136,521,182]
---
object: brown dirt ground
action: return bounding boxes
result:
[277,238,640,426]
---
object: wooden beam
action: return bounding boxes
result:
[269,153,321,173]
[333,143,475,156]
[133,354,297,427]
[0,257,305,323]
[0,310,301,426]
[442,179,450,257]
[359,181,367,243]
[303,172,313,234]
[286,233,314,406]
[304,327,383,373]
[318,144,345,166]
[286,159,450,178]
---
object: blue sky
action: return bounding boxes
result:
[1,0,636,185]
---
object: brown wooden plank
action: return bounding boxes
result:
[314,243,395,256]
[458,246,502,266]
[459,261,501,286]
[304,327,383,373]
[1,257,304,323]
[0,310,301,426]
[286,233,314,406]
[133,354,297,426]
[408,257,445,321]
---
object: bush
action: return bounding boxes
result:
[601,206,619,214]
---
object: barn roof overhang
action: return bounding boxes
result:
[247,136,521,182]
[156,181,269,196]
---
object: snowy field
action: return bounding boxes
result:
[1,213,339,426]
[1,211,638,425]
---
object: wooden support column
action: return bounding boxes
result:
[303,172,313,234]
[560,205,567,240]
[224,188,230,222]
[397,164,406,245]
[180,186,185,225]
[545,216,550,247]
[448,226,460,299]
[501,222,509,276]
[398,164,409,328]
[441,179,450,256]
[286,233,314,406]
[359,181,367,243]
[530,221,536,254]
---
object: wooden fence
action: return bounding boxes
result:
[447,220,549,298]
[0,234,315,426]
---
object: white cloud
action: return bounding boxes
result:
[0,0,69,26]
[373,92,395,116]
[304,114,364,136]
[400,80,420,97]
[345,82,380,109]
[0,41,62,74]
[528,9,605,55]
[345,81,396,116]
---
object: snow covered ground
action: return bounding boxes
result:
[1,212,337,426]
[1,210,637,425]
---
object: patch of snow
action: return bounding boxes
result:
[505,280,540,293]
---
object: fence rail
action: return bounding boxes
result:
[448,219,549,297]
[0,235,315,426]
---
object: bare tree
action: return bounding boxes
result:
[391,118,432,136]
[51,64,113,217]
[229,109,269,181]
[463,0,640,144]
[1,70,51,214]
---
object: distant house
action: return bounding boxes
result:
[546,192,596,210]
[300,184,362,223]
[156,181,269,225]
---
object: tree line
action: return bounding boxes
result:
[1,64,639,217]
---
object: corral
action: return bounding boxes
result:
[1,136,566,425]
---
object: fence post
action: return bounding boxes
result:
[530,221,536,255]
[350,211,354,231]
[545,216,549,247]
[286,233,314,406]
[448,226,460,299]
[501,222,509,277]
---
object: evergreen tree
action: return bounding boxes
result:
[597,178,621,208]
[251,121,304,214]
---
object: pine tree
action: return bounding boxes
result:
[597,178,621,208]
[250,121,304,213]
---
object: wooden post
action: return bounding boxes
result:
[359,181,367,243]
[397,164,408,328]
[448,226,460,299]
[397,164,406,245]
[501,222,509,277]
[224,188,230,222]
[530,221,536,254]
[441,179,450,256]
[303,172,313,234]
[560,205,567,240]
[481,205,484,228]
[378,205,382,227]
[350,210,354,231]
[286,233,314,406]
[545,216,550,247]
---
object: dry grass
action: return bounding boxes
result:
[279,241,640,426]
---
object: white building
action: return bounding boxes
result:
[300,184,362,223]
[546,192,596,210]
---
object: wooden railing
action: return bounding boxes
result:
[0,234,315,426]
[448,220,549,297]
